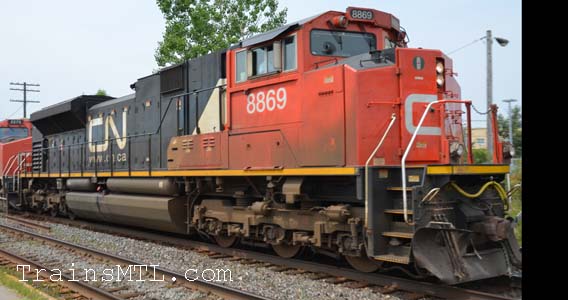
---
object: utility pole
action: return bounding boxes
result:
[486,30,493,160]
[9,82,40,118]
[503,99,518,150]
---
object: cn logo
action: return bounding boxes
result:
[404,94,441,136]
[88,111,127,153]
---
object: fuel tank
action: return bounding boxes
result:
[65,192,186,233]
[106,178,179,196]
[66,179,97,192]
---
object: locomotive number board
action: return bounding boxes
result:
[350,9,374,20]
[8,119,23,125]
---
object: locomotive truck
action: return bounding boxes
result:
[3,7,521,284]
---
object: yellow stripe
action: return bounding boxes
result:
[427,165,510,175]
[21,167,357,178]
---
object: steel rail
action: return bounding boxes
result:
[0,247,124,300]
[0,223,271,300]
[3,214,51,231]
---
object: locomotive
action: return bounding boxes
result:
[0,118,32,206]
[3,7,521,284]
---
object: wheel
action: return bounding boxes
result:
[272,243,304,258]
[33,205,43,215]
[345,248,383,273]
[214,234,239,248]
[67,210,76,220]
[50,205,58,217]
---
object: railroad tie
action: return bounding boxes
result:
[63,293,83,299]
[228,257,244,262]
[344,281,370,289]
[208,254,231,259]
[105,286,129,293]
[239,259,261,265]
[324,277,351,284]
[308,273,333,280]
[373,283,399,294]
[270,266,293,272]
[119,291,145,299]
[283,269,308,275]
[405,292,428,300]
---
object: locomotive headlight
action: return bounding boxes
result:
[436,61,445,74]
[436,74,445,87]
[450,141,464,158]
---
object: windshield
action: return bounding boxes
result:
[0,127,28,143]
[311,30,376,57]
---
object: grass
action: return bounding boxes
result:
[0,265,63,300]
[0,268,50,300]
[507,162,522,245]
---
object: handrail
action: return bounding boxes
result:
[364,114,397,227]
[14,153,30,191]
[18,85,227,177]
[15,153,30,174]
[401,99,472,224]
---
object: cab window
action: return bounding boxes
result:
[235,50,247,83]
[311,29,376,57]
[0,127,28,143]
[384,36,395,49]
[283,35,296,71]
[252,45,275,76]
[234,34,298,82]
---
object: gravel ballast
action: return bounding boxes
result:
[1,217,400,300]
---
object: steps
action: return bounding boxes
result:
[386,187,413,191]
[382,231,413,239]
[376,185,417,265]
[374,254,410,264]
[384,209,413,215]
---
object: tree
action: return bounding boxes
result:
[473,149,490,164]
[95,89,108,96]
[497,105,522,157]
[155,0,287,67]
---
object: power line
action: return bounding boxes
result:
[5,105,23,119]
[9,81,40,118]
[447,37,485,55]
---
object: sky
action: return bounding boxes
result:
[0,0,521,126]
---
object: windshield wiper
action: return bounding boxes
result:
[330,31,343,51]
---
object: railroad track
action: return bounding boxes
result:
[0,248,125,300]
[2,214,51,231]
[4,213,521,300]
[0,222,270,300]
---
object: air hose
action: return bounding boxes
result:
[450,181,509,211]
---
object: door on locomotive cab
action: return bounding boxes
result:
[397,48,442,163]
[299,66,345,166]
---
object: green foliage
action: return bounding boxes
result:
[95,89,108,96]
[508,162,522,244]
[497,105,522,156]
[0,267,50,300]
[155,0,288,67]
[473,148,490,164]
